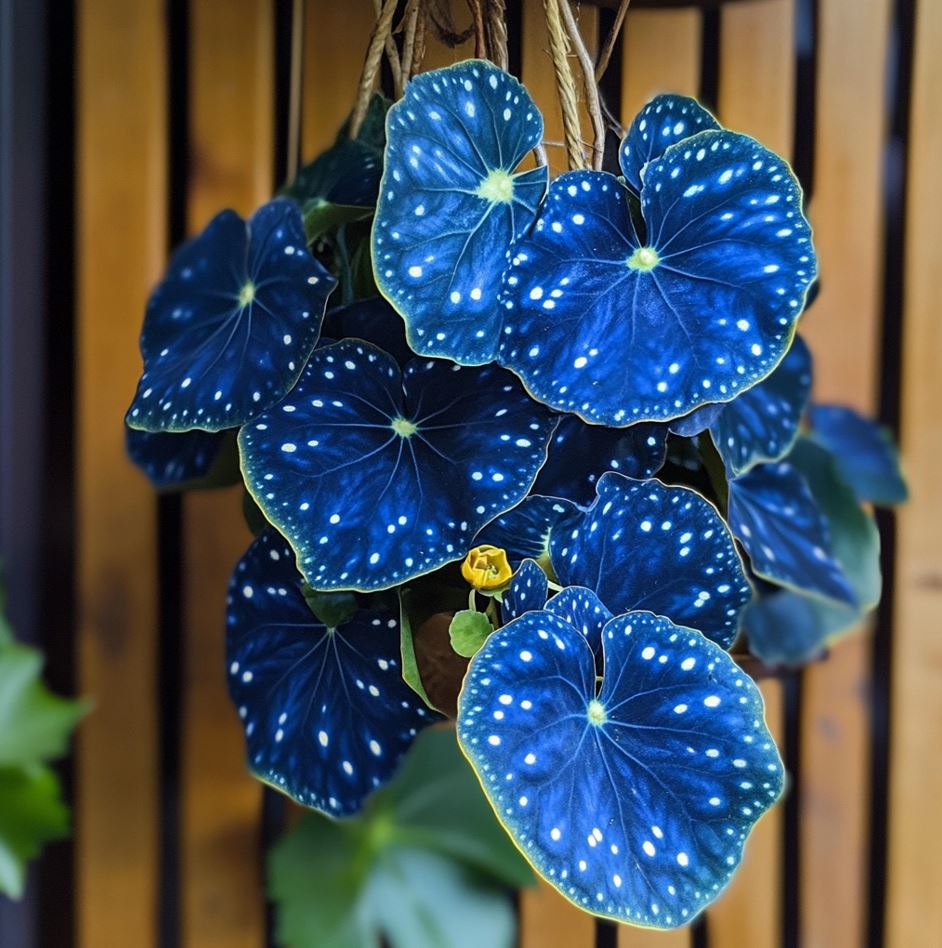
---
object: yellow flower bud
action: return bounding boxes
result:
[461,545,513,591]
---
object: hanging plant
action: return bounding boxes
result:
[125,2,906,941]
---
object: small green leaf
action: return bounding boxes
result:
[399,591,439,713]
[448,610,494,659]
[302,586,358,629]
[0,639,87,769]
[303,200,373,244]
[269,729,529,948]
[0,765,70,899]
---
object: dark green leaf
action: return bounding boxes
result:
[302,586,359,629]
[448,610,493,658]
[269,729,529,948]
[0,765,70,899]
[303,200,374,245]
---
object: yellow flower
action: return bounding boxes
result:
[461,545,513,591]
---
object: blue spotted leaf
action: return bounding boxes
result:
[808,404,908,506]
[619,94,720,194]
[532,415,668,505]
[549,473,750,649]
[239,339,557,591]
[708,335,812,476]
[373,60,547,364]
[226,530,438,816]
[544,587,612,654]
[126,199,335,433]
[728,462,856,607]
[458,609,783,927]
[501,559,549,623]
[475,495,578,569]
[669,404,724,438]
[125,425,230,489]
[499,131,815,425]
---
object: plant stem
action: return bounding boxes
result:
[558,0,606,170]
[543,0,586,170]
[595,0,631,84]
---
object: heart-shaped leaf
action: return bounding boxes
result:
[532,415,668,505]
[808,404,908,506]
[707,335,812,476]
[226,530,439,815]
[498,131,815,425]
[743,437,882,665]
[125,425,232,489]
[619,94,720,194]
[126,199,335,432]
[458,608,783,927]
[728,461,856,607]
[373,60,547,364]
[475,495,578,569]
[239,339,556,591]
[501,559,550,623]
[548,473,751,649]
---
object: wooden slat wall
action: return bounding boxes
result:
[797,1,892,945]
[68,2,941,947]
[179,4,274,946]
[76,1,164,945]
[887,0,942,943]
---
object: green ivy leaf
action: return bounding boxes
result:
[268,729,532,948]
[0,764,70,899]
[448,611,493,659]
[0,639,87,768]
[302,586,358,629]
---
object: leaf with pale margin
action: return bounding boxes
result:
[808,404,908,506]
[125,425,232,490]
[475,495,578,570]
[458,609,783,927]
[549,473,751,649]
[126,199,335,433]
[498,131,815,425]
[532,415,668,505]
[501,559,549,623]
[240,339,556,591]
[728,461,856,607]
[743,437,881,664]
[707,335,811,476]
[619,94,720,193]
[269,729,531,948]
[373,60,547,364]
[226,530,439,816]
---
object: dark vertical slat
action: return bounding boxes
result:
[781,671,803,948]
[39,0,78,942]
[157,2,188,947]
[0,0,49,944]
[867,1,918,946]
[698,7,720,111]
[782,4,818,945]
[690,916,709,948]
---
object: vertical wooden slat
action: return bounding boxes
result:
[76,2,164,945]
[517,5,597,943]
[705,4,794,947]
[886,0,942,942]
[620,8,700,122]
[798,0,891,945]
[179,3,275,946]
[301,0,377,161]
